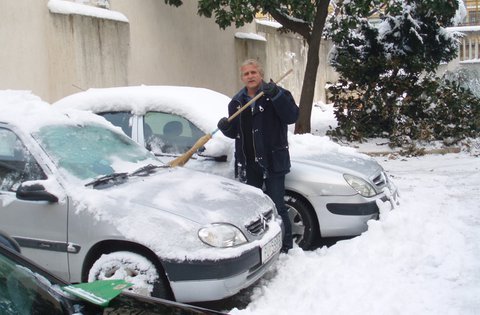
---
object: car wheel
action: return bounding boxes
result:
[285,194,318,250]
[87,251,171,299]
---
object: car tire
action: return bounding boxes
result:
[285,194,318,250]
[87,251,171,299]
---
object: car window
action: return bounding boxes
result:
[98,112,133,137]
[0,128,46,192]
[144,112,204,155]
[0,251,64,315]
[34,124,157,180]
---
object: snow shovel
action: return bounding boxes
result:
[168,68,293,167]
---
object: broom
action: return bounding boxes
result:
[168,69,293,167]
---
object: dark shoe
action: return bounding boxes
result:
[280,246,291,254]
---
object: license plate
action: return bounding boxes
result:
[261,232,282,263]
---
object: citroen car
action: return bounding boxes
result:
[0,91,282,303]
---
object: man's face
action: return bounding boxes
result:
[241,64,263,92]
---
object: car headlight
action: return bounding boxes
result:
[198,224,247,247]
[343,174,377,197]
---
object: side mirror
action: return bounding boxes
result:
[16,183,58,203]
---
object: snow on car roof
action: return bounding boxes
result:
[53,85,231,134]
[0,90,120,134]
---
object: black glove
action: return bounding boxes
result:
[217,117,230,131]
[262,79,279,98]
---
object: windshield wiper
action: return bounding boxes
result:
[129,164,168,177]
[85,172,128,188]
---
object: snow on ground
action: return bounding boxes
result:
[229,104,480,315]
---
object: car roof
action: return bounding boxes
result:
[53,86,231,133]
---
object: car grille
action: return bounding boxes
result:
[372,171,387,188]
[245,209,273,236]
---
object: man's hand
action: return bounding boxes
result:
[217,117,230,131]
[262,79,279,98]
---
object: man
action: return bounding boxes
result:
[217,59,299,253]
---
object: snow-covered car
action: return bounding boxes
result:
[0,91,282,303]
[54,86,399,249]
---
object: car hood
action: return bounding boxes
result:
[129,168,272,224]
[67,166,277,260]
[292,151,382,178]
[75,166,272,226]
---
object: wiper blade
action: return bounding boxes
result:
[129,164,168,177]
[85,172,128,187]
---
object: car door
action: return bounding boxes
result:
[0,127,69,281]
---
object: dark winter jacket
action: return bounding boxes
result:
[220,84,299,181]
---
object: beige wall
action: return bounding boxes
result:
[0,0,129,103]
[0,1,51,101]
[0,1,336,105]
[112,0,336,103]
[47,14,130,101]
[110,0,254,98]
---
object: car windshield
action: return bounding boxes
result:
[34,124,158,180]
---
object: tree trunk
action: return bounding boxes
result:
[294,1,330,134]
[295,42,319,134]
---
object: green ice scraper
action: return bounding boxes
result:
[62,279,133,307]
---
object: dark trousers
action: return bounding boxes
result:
[246,163,293,250]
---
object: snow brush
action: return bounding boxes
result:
[168,68,293,168]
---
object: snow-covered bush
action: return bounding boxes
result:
[327,75,480,146]
[325,0,478,147]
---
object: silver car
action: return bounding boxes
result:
[0,91,282,303]
[54,86,399,249]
